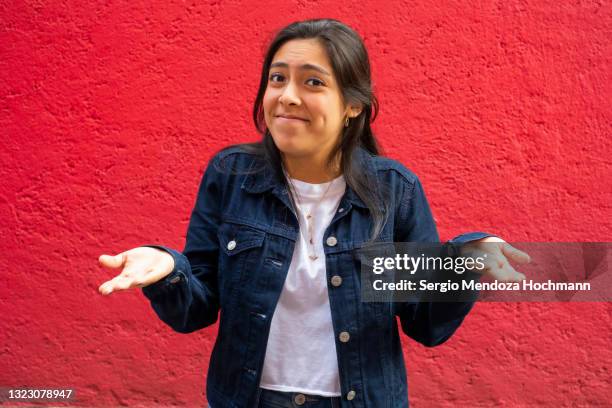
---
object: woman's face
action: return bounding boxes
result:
[263,38,359,159]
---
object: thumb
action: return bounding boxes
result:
[99,253,126,269]
[501,243,531,265]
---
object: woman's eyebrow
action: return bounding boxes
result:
[270,61,331,77]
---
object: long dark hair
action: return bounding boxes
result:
[219,18,388,241]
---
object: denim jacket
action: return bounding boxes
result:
[142,145,490,408]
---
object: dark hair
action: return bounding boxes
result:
[219,18,388,241]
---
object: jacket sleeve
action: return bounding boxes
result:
[393,176,492,347]
[140,155,223,333]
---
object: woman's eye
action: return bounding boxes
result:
[306,78,324,87]
[268,73,323,87]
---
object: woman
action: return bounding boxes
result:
[98,19,528,408]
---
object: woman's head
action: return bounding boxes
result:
[226,19,388,241]
[253,19,380,164]
[262,38,356,161]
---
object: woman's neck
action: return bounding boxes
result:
[282,153,341,184]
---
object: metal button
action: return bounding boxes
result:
[294,393,306,405]
[346,390,356,400]
[338,207,344,212]
[331,275,342,287]
[227,240,236,250]
[169,275,181,284]
[339,331,350,342]
[326,236,338,247]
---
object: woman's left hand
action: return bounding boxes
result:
[461,237,531,282]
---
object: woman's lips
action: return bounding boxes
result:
[276,115,308,123]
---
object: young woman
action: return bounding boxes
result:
[98,19,529,408]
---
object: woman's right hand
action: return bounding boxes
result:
[97,247,175,295]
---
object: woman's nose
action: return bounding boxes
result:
[278,82,301,106]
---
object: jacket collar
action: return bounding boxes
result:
[241,147,375,209]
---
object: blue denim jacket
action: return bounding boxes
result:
[142,146,489,408]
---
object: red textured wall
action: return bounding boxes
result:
[1,1,610,407]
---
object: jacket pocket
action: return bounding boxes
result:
[216,221,267,310]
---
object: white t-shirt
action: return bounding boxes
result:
[259,174,346,397]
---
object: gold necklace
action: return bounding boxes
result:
[283,168,336,261]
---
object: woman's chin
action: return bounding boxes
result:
[271,133,305,155]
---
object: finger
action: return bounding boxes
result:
[99,282,111,295]
[99,253,126,270]
[98,279,115,295]
[501,243,531,264]
[98,275,135,295]
[503,262,526,282]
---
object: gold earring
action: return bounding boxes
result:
[344,117,350,127]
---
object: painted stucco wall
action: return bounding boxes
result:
[1,1,610,406]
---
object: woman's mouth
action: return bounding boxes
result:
[276,115,308,123]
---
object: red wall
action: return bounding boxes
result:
[1,1,610,406]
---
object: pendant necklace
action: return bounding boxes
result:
[283,167,336,261]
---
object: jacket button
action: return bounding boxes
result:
[227,240,237,250]
[169,275,181,284]
[338,207,344,212]
[346,390,356,400]
[339,331,350,342]
[326,236,338,247]
[331,275,342,287]
[294,393,306,405]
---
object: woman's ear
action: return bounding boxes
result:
[347,104,363,119]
